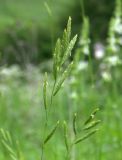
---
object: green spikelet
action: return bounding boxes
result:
[74,129,99,144]
[63,121,69,151]
[56,39,62,68]
[62,17,71,54]
[44,121,59,144]
[1,140,16,156]
[53,62,74,96]
[62,29,68,54]
[83,120,101,130]
[73,113,77,136]
[61,35,77,66]
[0,129,24,160]
[84,108,99,125]
[66,17,71,44]
[53,39,62,80]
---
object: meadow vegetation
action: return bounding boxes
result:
[0,0,122,159]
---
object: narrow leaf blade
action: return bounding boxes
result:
[44,121,59,144]
[74,129,99,144]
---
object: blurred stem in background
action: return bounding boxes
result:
[44,2,55,53]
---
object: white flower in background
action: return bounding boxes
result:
[0,68,10,76]
[94,42,105,59]
[101,71,111,82]
[114,17,121,28]
[105,55,122,66]
[0,65,21,77]
[77,61,88,71]
[83,46,89,55]
[70,92,77,99]
[115,23,122,34]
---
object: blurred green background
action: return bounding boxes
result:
[0,0,122,159]
[0,0,115,66]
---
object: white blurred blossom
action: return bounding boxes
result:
[114,17,122,34]
[77,61,88,71]
[0,65,21,77]
[83,46,89,55]
[115,23,122,34]
[94,43,105,59]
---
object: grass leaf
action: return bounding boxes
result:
[44,121,59,144]
[74,129,99,144]
[84,108,99,125]
[43,72,48,111]
[83,120,101,130]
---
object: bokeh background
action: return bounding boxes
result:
[0,0,115,65]
[0,0,122,160]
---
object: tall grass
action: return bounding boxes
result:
[0,17,100,160]
[0,0,122,159]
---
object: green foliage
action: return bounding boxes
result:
[53,61,74,96]
[44,121,59,145]
[75,16,90,62]
[52,17,77,96]
[0,17,100,160]
[41,17,78,159]
[43,72,48,112]
[1,0,122,159]
[63,121,69,152]
[61,108,100,158]
[74,129,99,144]
[0,0,116,65]
[0,129,24,160]
[107,0,122,55]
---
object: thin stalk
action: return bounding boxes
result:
[66,86,76,160]
[50,80,56,107]
[80,0,85,19]
[66,143,74,160]
[88,54,94,86]
[41,116,48,160]
[44,2,55,52]
[41,145,44,160]
[41,79,56,160]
